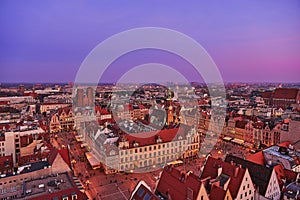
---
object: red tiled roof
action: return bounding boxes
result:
[48,148,59,165]
[58,106,72,116]
[260,91,272,99]
[278,141,291,148]
[95,106,111,115]
[273,88,299,99]
[123,126,189,148]
[201,157,246,198]
[210,186,227,200]
[156,166,202,200]
[273,163,297,189]
[273,164,285,188]
[47,148,71,168]
[58,148,71,168]
[131,182,159,200]
[284,168,298,183]
[246,151,265,165]
[18,151,50,166]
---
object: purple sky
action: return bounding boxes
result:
[0,1,300,83]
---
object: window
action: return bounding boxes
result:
[137,187,145,197]
[62,195,68,200]
[143,192,151,200]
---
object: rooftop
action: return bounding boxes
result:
[21,172,76,199]
[263,145,300,168]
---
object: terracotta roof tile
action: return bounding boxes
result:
[156,165,202,200]
[225,155,270,196]
[273,88,299,99]
[210,186,227,200]
[201,157,246,198]
[59,148,71,168]
[246,151,265,165]
[123,125,189,148]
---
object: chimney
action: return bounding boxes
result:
[180,171,188,182]
[234,166,239,177]
[217,165,222,177]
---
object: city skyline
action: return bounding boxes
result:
[1,1,300,83]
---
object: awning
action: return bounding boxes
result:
[231,138,244,145]
[85,152,100,169]
[223,137,233,141]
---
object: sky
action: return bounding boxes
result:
[0,0,300,83]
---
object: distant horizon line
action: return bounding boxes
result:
[1,81,300,85]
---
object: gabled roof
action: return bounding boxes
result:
[225,155,272,196]
[156,165,202,200]
[273,88,299,99]
[273,164,297,189]
[95,106,111,115]
[130,181,159,200]
[246,151,265,165]
[58,106,73,116]
[47,148,59,165]
[47,147,71,168]
[201,156,246,198]
[209,186,227,200]
[58,148,71,168]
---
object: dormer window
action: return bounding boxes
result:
[157,136,162,143]
[133,141,139,147]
